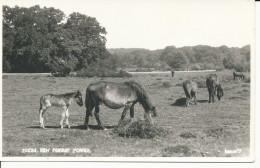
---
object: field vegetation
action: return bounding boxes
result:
[2,70,251,157]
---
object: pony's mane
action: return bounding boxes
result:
[125,81,153,111]
[63,91,79,98]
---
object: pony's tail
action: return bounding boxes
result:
[183,84,190,98]
[85,88,94,117]
[39,96,43,111]
[153,108,157,117]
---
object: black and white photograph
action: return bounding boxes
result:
[0,0,256,161]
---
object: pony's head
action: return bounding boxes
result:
[75,90,83,106]
[217,84,224,101]
[151,106,157,117]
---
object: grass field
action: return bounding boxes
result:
[2,70,251,157]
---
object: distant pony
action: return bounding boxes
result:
[171,70,175,77]
[183,80,198,107]
[39,90,83,129]
[84,81,157,130]
[206,74,224,103]
[233,72,245,81]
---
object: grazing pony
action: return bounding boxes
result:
[233,72,245,80]
[183,80,198,107]
[39,90,83,129]
[84,81,157,130]
[206,74,224,103]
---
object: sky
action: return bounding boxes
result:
[2,0,255,50]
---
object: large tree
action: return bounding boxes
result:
[3,5,109,73]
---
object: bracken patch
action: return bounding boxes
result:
[113,118,168,139]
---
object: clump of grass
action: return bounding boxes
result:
[205,127,231,138]
[162,145,198,157]
[180,132,197,139]
[2,75,8,79]
[33,76,40,79]
[113,118,168,139]
[162,81,171,88]
[241,84,250,87]
[175,83,183,87]
[244,77,250,83]
[229,96,247,100]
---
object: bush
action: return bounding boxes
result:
[190,64,202,71]
[162,81,171,88]
[51,67,71,77]
[76,62,132,78]
[113,118,168,139]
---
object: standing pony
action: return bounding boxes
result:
[84,81,157,130]
[39,90,83,129]
[233,72,245,80]
[206,74,224,103]
[171,70,175,77]
[183,80,198,107]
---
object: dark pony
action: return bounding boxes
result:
[84,81,156,130]
[216,84,224,101]
[233,72,245,80]
[206,74,224,103]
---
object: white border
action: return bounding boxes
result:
[0,0,256,162]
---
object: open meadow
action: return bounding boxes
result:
[2,70,251,157]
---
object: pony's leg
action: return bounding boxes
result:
[144,112,154,125]
[94,104,106,130]
[118,104,131,125]
[84,105,94,130]
[39,108,45,129]
[65,108,70,128]
[194,93,197,105]
[39,106,48,129]
[130,103,136,119]
[60,106,66,129]
[186,96,190,107]
[208,89,212,103]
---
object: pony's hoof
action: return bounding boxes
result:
[66,125,71,129]
[60,126,63,129]
[40,125,45,129]
[103,128,108,131]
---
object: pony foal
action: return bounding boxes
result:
[39,90,83,129]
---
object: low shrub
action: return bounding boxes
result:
[162,81,171,88]
[113,118,168,139]
[162,145,198,157]
[76,62,132,78]
[180,132,197,139]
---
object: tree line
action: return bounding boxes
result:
[3,5,250,76]
[108,45,250,72]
